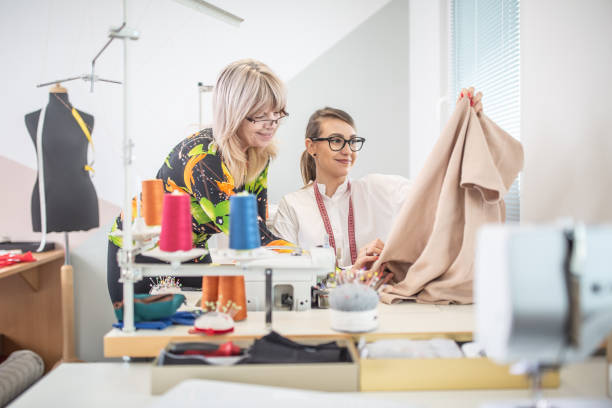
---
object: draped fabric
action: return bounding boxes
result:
[374,98,523,304]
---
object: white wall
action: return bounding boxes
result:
[521,0,612,222]
[269,0,410,203]
[0,0,390,206]
[408,0,449,178]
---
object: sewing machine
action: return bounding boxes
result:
[133,246,336,313]
[475,223,612,406]
[211,246,336,312]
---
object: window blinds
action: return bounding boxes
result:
[450,0,521,222]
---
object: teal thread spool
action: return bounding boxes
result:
[229,193,260,250]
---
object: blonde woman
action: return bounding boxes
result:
[107,59,290,310]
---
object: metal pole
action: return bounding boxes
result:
[121,0,135,333]
[265,268,272,330]
[91,22,126,93]
[64,232,70,265]
[198,82,203,129]
[197,83,213,130]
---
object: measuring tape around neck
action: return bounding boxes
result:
[313,181,358,265]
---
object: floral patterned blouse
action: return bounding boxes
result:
[109,128,288,251]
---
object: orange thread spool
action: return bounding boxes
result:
[201,276,248,321]
[201,276,220,305]
[142,179,164,226]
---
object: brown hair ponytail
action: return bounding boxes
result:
[300,149,317,185]
[300,107,356,186]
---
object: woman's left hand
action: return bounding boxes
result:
[457,86,484,115]
[350,254,380,274]
[349,239,385,275]
[358,238,385,258]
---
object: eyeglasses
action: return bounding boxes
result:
[311,136,366,152]
[245,112,289,128]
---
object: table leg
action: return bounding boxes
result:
[607,334,611,397]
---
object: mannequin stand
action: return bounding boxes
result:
[53,233,81,368]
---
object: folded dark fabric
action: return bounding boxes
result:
[239,331,351,364]
[157,332,351,366]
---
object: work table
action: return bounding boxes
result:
[104,302,475,357]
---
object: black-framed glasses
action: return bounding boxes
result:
[245,112,289,127]
[311,135,366,152]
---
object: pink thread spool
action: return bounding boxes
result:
[159,191,192,252]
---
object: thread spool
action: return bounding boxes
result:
[201,276,247,321]
[229,193,260,250]
[142,179,164,226]
[201,276,219,305]
[217,276,247,321]
[159,191,192,252]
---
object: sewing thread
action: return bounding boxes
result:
[159,191,192,251]
[142,179,164,226]
[229,193,260,250]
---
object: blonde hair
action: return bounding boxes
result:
[212,59,287,187]
[300,107,355,185]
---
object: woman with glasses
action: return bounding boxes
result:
[107,59,291,308]
[272,90,482,270]
[271,107,411,269]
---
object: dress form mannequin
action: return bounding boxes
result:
[25,85,99,233]
[24,84,94,364]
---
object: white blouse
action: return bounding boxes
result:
[271,174,411,268]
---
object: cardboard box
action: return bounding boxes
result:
[358,339,560,392]
[151,337,359,395]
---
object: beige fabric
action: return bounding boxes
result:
[374,99,523,304]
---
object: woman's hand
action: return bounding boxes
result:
[350,238,385,273]
[457,86,483,115]
[351,254,379,273]
[359,238,385,257]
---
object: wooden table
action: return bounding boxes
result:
[104,303,475,357]
[0,250,65,371]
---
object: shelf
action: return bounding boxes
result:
[0,249,64,292]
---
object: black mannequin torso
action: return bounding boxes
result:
[25,92,99,232]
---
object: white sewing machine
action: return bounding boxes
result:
[475,223,612,407]
[134,246,336,313]
[211,246,335,312]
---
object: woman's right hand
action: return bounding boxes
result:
[457,86,483,115]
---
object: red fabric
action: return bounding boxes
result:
[188,327,234,335]
[182,341,241,356]
[0,251,36,268]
